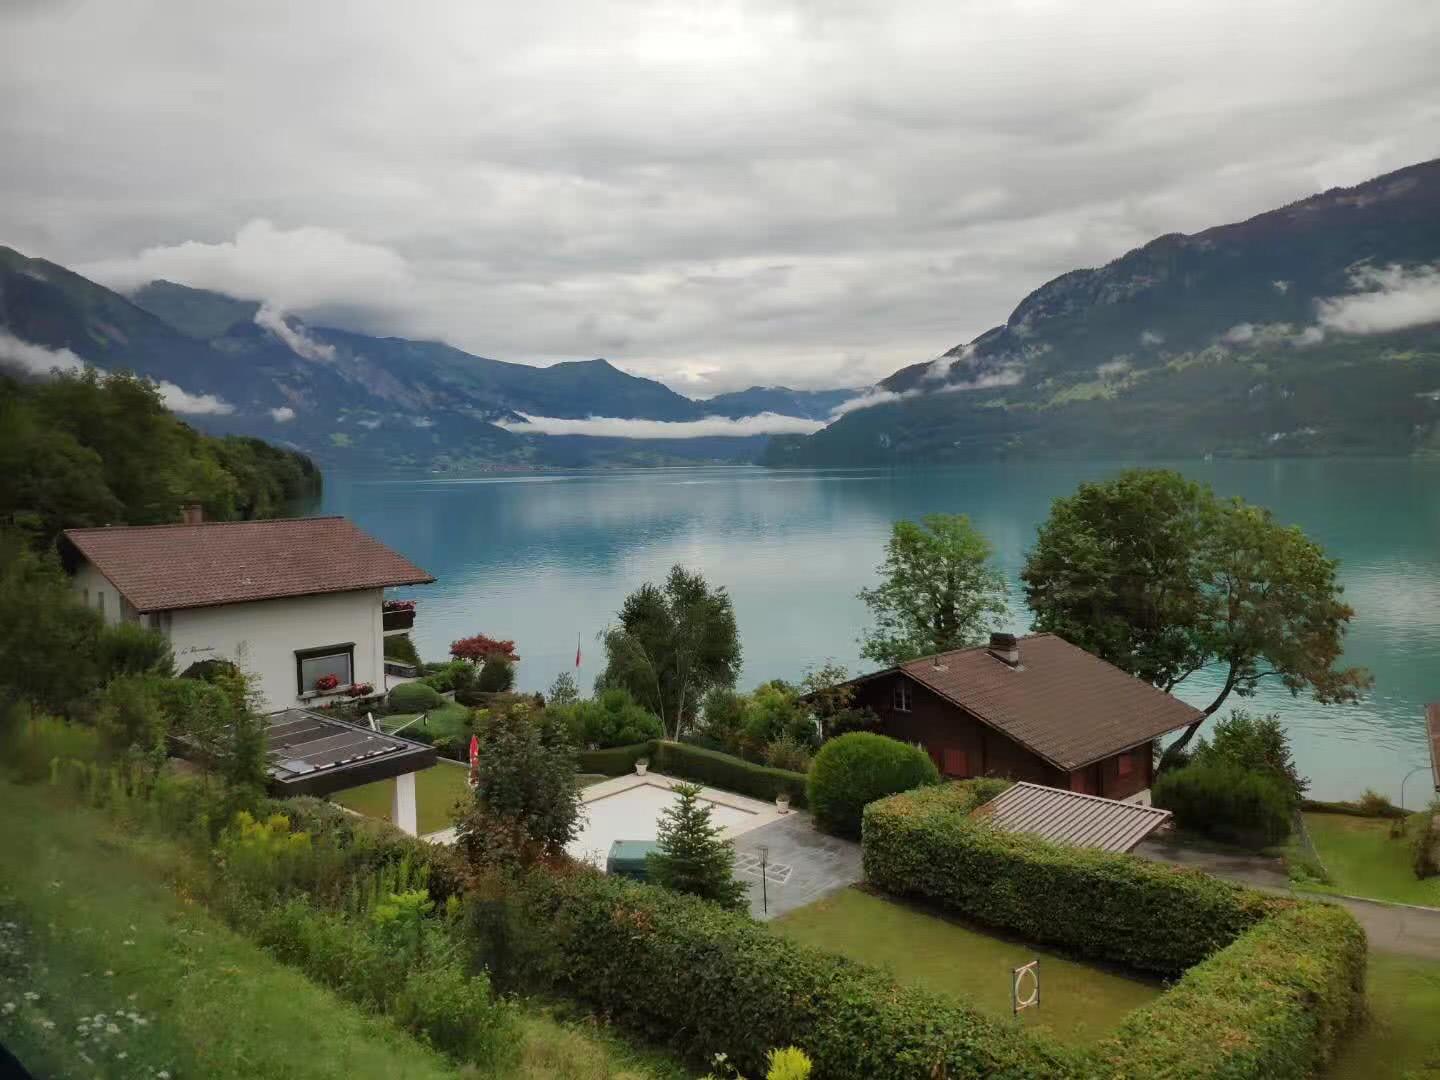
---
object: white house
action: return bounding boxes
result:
[61,514,434,714]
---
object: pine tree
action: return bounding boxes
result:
[646,782,748,910]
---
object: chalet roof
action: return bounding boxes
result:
[973,781,1172,853]
[1427,703,1440,793]
[878,633,1204,770]
[63,516,434,613]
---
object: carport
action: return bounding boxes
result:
[972,781,1172,853]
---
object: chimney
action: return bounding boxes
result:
[181,503,204,526]
[988,631,1021,668]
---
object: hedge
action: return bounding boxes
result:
[1300,797,1409,820]
[575,740,810,807]
[863,782,1286,977]
[474,868,1076,1080]
[1153,758,1293,849]
[1093,903,1366,1079]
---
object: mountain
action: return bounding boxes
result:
[766,158,1440,465]
[701,385,858,420]
[0,252,850,471]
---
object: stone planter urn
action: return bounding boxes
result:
[635,758,649,776]
[776,792,791,814]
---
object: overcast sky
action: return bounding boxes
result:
[2,0,1437,395]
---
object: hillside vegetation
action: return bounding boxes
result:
[0,367,321,547]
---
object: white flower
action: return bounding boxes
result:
[103,970,114,977]
[158,1071,171,1079]
[2,1002,15,1014]
[122,939,134,947]
[105,1022,120,1034]
[38,1018,55,1030]
[117,1051,127,1060]
[22,991,38,1001]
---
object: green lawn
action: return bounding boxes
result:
[1298,812,1440,907]
[0,779,461,1080]
[381,701,472,741]
[332,759,473,835]
[1325,953,1440,1079]
[772,887,1163,1046]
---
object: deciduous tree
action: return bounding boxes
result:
[1022,469,1370,762]
[857,514,1008,666]
[600,566,741,739]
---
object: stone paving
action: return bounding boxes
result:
[730,810,864,920]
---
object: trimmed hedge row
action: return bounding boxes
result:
[575,740,810,808]
[480,868,1077,1080]
[863,783,1287,977]
[1300,797,1408,820]
[1093,903,1366,1079]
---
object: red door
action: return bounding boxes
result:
[942,748,969,778]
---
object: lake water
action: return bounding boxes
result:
[321,459,1440,804]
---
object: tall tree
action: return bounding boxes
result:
[646,782,748,910]
[857,514,1009,666]
[1022,469,1370,760]
[600,565,740,739]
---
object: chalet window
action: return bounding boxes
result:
[891,680,912,713]
[296,643,355,695]
[1117,752,1133,778]
[96,590,105,618]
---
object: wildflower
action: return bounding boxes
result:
[117,1051,127,1060]
[38,1018,55,1030]
[23,991,38,1001]
[103,970,113,977]
[106,1022,120,1035]
[158,1071,171,1079]
[122,939,134,946]
[2,1002,15,1015]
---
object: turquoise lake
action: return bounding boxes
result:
[321,459,1440,804]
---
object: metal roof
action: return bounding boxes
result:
[973,781,1172,853]
[1427,703,1440,793]
[265,709,436,797]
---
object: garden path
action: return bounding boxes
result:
[730,811,864,921]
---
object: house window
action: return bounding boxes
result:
[96,591,105,618]
[1117,752,1133,778]
[891,680,913,713]
[296,643,355,695]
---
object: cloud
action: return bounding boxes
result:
[269,405,296,422]
[0,330,86,376]
[254,303,337,362]
[496,411,825,438]
[79,219,415,315]
[4,2,1440,395]
[1272,280,1291,294]
[1096,359,1131,379]
[828,387,912,417]
[1316,263,1440,335]
[1222,323,1256,344]
[1139,329,1165,346]
[155,380,235,415]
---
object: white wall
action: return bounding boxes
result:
[71,561,129,626]
[169,587,385,713]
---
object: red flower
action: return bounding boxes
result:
[315,674,340,692]
[383,599,416,613]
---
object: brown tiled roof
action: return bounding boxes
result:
[891,633,1203,770]
[974,782,1172,852]
[63,517,434,612]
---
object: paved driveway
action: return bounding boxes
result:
[730,811,863,920]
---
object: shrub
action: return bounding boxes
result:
[762,736,812,773]
[1094,903,1366,1079]
[478,868,1070,1080]
[1153,758,1293,848]
[94,674,168,761]
[477,656,516,693]
[1413,804,1440,880]
[864,782,1285,976]
[697,687,747,751]
[807,732,938,838]
[646,782,748,910]
[0,712,101,782]
[389,681,444,713]
[739,682,816,755]
[1357,788,1398,817]
[1190,708,1308,806]
[557,688,663,749]
[95,620,175,681]
[383,631,420,666]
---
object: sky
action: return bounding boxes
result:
[2,1,1438,397]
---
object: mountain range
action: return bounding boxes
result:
[0,251,853,471]
[5,157,1440,471]
[767,158,1440,465]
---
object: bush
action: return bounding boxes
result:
[95,620,175,681]
[864,782,1285,976]
[807,732,938,838]
[1094,903,1366,1079]
[476,869,1070,1080]
[762,736,812,773]
[1153,758,1293,848]
[477,656,515,692]
[556,687,664,749]
[389,681,444,712]
[1190,709,1308,806]
[384,632,421,666]
[1357,788,1398,817]
[1413,804,1440,880]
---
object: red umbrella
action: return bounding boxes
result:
[468,734,480,788]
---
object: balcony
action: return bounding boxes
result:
[382,599,416,635]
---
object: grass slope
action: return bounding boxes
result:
[1299,813,1440,907]
[0,779,459,1080]
[772,886,1162,1046]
